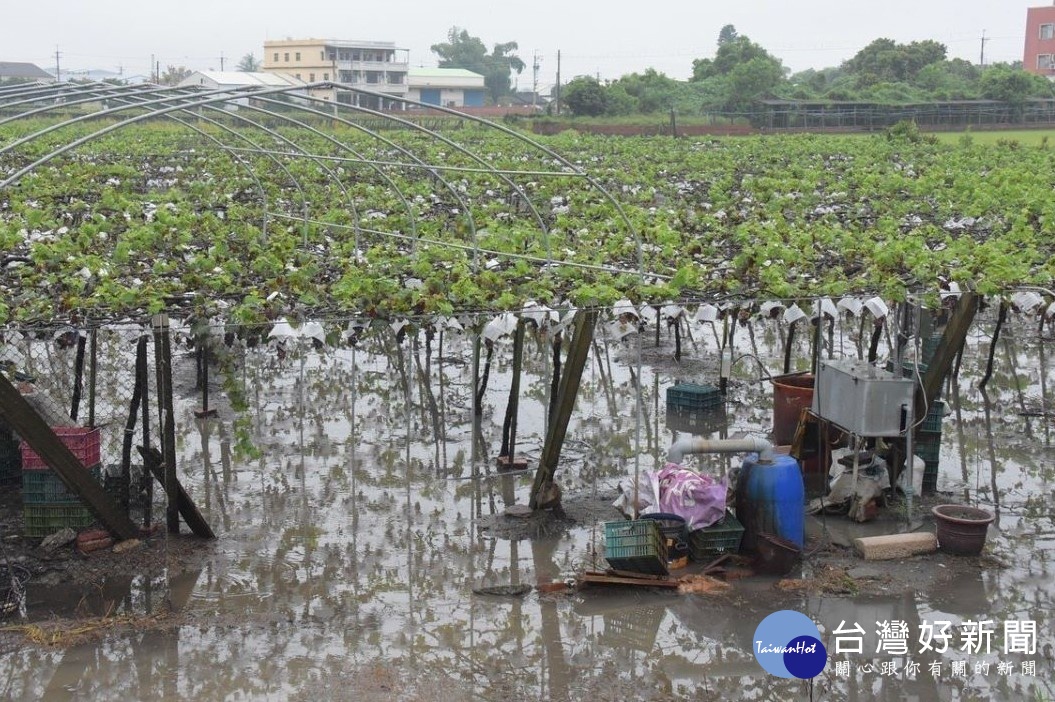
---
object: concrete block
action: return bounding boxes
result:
[853,532,937,561]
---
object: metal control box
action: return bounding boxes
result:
[811,359,915,437]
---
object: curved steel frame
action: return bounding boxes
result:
[0,80,642,276]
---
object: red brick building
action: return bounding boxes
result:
[1025,4,1055,76]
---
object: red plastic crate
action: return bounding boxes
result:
[20,427,101,471]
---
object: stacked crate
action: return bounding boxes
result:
[888,340,949,491]
[604,519,668,575]
[665,383,725,433]
[915,400,945,491]
[687,510,745,562]
[20,427,101,537]
[918,334,948,491]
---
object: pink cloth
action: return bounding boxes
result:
[651,463,728,530]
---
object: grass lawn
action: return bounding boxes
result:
[930,129,1055,147]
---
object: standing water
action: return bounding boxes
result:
[0,310,1052,701]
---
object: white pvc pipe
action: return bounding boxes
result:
[666,437,774,464]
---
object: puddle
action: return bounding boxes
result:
[1,312,1053,700]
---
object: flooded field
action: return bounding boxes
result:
[1,307,1053,701]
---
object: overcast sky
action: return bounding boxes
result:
[1,0,1035,84]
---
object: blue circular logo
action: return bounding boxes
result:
[753,611,828,679]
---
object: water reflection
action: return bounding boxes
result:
[2,312,1054,700]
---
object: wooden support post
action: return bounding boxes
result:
[194,335,218,419]
[87,328,97,428]
[138,446,215,539]
[119,336,147,516]
[499,319,525,467]
[70,332,86,422]
[138,336,152,528]
[0,371,138,540]
[783,319,797,374]
[152,314,180,534]
[530,310,597,510]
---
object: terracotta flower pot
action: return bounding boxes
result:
[932,504,995,556]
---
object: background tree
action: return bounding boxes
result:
[717,24,739,46]
[159,65,192,86]
[843,38,947,86]
[237,53,261,72]
[562,76,607,116]
[691,32,787,112]
[693,34,782,81]
[612,69,680,113]
[431,27,526,103]
[979,63,1053,119]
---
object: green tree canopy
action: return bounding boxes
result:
[562,76,607,116]
[431,27,526,103]
[843,38,947,85]
[978,64,1053,105]
[237,53,261,72]
[159,65,192,86]
[611,69,681,113]
[717,24,739,46]
[691,32,786,112]
[693,34,782,80]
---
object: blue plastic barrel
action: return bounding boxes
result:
[735,453,805,550]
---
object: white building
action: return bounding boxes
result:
[407,68,486,108]
[178,71,307,91]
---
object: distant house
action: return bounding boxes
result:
[407,68,486,107]
[507,90,549,108]
[1025,4,1055,77]
[59,68,150,85]
[178,71,307,91]
[263,38,409,109]
[0,61,55,83]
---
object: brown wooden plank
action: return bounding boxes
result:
[698,554,732,574]
[138,446,216,539]
[604,568,670,581]
[579,572,680,589]
[0,371,138,540]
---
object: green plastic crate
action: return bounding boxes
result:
[688,511,745,561]
[921,334,944,364]
[604,520,668,575]
[920,401,945,433]
[665,406,728,435]
[922,459,939,492]
[21,465,102,504]
[914,435,941,464]
[666,383,723,412]
[605,519,662,542]
[23,503,95,538]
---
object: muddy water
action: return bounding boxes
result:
[2,312,1054,700]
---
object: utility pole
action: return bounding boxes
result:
[219,52,225,71]
[151,54,155,83]
[532,50,541,107]
[54,46,61,82]
[980,30,989,67]
[555,49,561,116]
